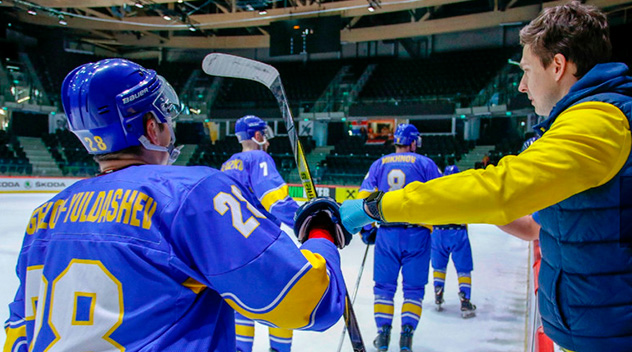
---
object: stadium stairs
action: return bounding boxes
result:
[172,145,197,166]
[17,137,62,176]
[457,145,495,170]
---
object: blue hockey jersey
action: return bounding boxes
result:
[360,152,442,195]
[221,150,298,227]
[3,165,346,352]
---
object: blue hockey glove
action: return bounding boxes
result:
[340,191,384,234]
[360,224,377,245]
[294,197,353,249]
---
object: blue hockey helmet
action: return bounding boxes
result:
[234,115,274,144]
[393,123,422,147]
[61,58,182,162]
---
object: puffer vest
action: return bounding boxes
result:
[534,63,632,351]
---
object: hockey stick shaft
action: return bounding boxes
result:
[336,243,370,352]
[203,53,365,351]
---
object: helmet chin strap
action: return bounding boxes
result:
[251,136,268,149]
[138,124,182,165]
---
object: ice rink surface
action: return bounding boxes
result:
[0,193,529,351]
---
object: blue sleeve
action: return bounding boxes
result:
[359,161,379,193]
[424,160,443,182]
[4,263,28,352]
[171,174,345,331]
[250,153,298,227]
[532,211,540,225]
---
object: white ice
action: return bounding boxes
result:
[0,193,529,351]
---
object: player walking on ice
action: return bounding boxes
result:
[431,159,476,318]
[3,59,352,352]
[357,124,441,352]
[221,115,299,352]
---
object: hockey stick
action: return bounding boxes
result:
[336,243,370,352]
[202,53,366,352]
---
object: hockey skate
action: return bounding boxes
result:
[434,286,444,312]
[459,292,477,319]
[399,324,414,352]
[373,325,391,351]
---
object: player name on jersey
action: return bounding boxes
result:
[26,188,157,235]
[381,155,417,164]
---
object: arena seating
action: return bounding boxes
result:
[213,61,342,112]
[357,48,517,107]
[0,130,32,175]
[42,130,99,176]
[187,136,314,181]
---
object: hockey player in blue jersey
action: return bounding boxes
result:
[431,159,477,318]
[3,59,351,352]
[358,124,441,352]
[221,115,299,352]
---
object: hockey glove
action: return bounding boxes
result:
[360,224,377,245]
[294,197,353,249]
[340,191,384,234]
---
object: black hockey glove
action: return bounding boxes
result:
[360,224,377,245]
[294,197,353,249]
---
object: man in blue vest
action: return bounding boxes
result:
[340,2,632,351]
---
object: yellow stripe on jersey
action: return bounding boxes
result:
[269,327,294,339]
[374,303,395,315]
[3,325,26,352]
[357,190,374,199]
[235,324,255,337]
[402,303,422,317]
[433,271,446,280]
[260,184,290,212]
[381,102,631,225]
[182,277,207,294]
[458,276,472,285]
[225,249,330,329]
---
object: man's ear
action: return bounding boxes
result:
[253,130,264,142]
[145,117,161,145]
[552,53,571,81]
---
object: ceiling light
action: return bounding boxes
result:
[177,0,183,3]
[163,14,172,21]
[188,25,196,32]
[258,10,267,15]
[367,5,375,12]
[27,8,37,16]
[58,16,67,25]
[134,1,144,8]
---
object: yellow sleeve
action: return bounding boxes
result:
[381,101,631,225]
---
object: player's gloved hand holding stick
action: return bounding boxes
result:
[340,191,385,234]
[360,224,377,245]
[294,197,352,249]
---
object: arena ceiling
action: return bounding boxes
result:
[1,0,631,53]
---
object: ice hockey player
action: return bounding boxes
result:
[340,2,632,351]
[431,159,476,318]
[357,123,441,352]
[3,59,351,352]
[221,115,299,352]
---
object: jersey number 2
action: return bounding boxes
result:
[214,185,266,238]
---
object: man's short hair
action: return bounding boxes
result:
[519,1,611,78]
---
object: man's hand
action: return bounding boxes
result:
[340,191,384,234]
